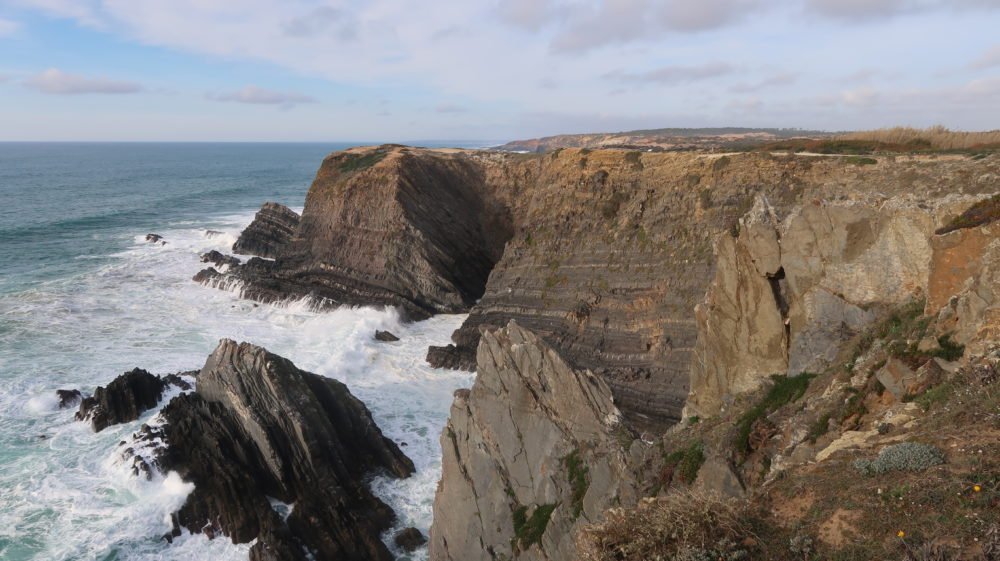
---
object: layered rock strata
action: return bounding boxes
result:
[205,146,998,428]
[429,322,636,561]
[232,202,300,258]
[156,340,413,561]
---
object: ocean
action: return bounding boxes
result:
[0,143,474,561]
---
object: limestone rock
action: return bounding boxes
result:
[429,322,635,561]
[876,358,920,400]
[693,455,745,499]
[232,202,300,259]
[157,340,413,561]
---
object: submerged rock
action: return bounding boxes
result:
[374,330,400,342]
[232,202,300,258]
[192,267,221,284]
[75,368,186,432]
[156,339,414,561]
[145,233,164,244]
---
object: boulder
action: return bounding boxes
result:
[232,202,300,258]
[876,358,921,401]
[145,233,164,244]
[75,368,183,432]
[426,344,475,371]
[156,340,414,561]
[192,267,222,284]
[374,330,400,342]
[394,527,427,552]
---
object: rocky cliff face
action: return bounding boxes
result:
[429,322,636,561]
[232,202,300,258]
[155,340,413,561]
[206,146,998,431]
[686,193,996,418]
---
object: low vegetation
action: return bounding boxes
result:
[841,126,1000,151]
[577,491,754,561]
[853,442,945,476]
[564,449,589,519]
[734,373,814,458]
[663,440,706,485]
[513,503,557,549]
[337,150,387,173]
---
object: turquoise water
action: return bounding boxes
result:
[0,143,474,560]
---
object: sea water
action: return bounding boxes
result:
[0,143,475,561]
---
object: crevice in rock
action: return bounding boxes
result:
[767,266,791,351]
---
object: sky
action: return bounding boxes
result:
[0,0,998,142]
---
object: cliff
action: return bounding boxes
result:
[206,146,998,431]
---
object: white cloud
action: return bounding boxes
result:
[209,86,316,106]
[23,68,142,94]
[805,0,1000,21]
[972,45,1000,70]
[0,17,20,36]
[436,103,467,113]
[606,62,734,85]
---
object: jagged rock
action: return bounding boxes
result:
[394,527,427,552]
[429,322,636,561]
[205,229,224,238]
[687,196,978,417]
[876,358,920,401]
[75,369,183,432]
[232,202,300,258]
[145,233,164,244]
[693,455,745,499]
[200,250,241,269]
[426,344,475,371]
[56,389,82,409]
[156,340,414,561]
[374,330,399,342]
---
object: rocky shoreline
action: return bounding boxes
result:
[70,145,999,560]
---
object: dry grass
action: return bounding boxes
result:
[840,126,1000,151]
[577,490,754,561]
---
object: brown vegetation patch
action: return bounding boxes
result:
[935,194,1000,235]
[818,508,863,547]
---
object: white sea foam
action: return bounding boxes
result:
[0,210,470,560]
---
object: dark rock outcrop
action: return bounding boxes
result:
[374,330,399,342]
[232,202,300,258]
[394,527,427,552]
[145,233,164,244]
[75,368,183,432]
[156,340,414,561]
[200,250,241,269]
[192,267,222,284]
[426,344,474,371]
[56,389,82,409]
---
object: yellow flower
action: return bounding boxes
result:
[897,531,906,538]
[973,485,982,493]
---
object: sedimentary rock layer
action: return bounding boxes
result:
[232,202,300,258]
[157,339,413,561]
[75,368,190,432]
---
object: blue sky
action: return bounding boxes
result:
[0,0,998,141]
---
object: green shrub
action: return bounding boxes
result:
[665,441,706,484]
[564,450,589,519]
[625,151,643,170]
[712,156,731,171]
[807,413,832,443]
[513,503,557,548]
[734,373,815,458]
[853,442,945,476]
[908,382,954,412]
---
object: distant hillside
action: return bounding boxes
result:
[497,127,833,153]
